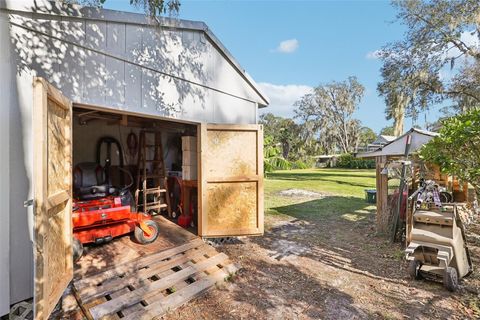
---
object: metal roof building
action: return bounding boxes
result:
[0,1,268,316]
[357,128,438,158]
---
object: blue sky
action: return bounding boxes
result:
[104,0,440,133]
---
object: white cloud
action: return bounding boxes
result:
[275,39,299,53]
[258,82,313,118]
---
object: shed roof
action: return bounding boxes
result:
[380,135,397,142]
[1,0,270,107]
[357,128,438,158]
[370,134,397,146]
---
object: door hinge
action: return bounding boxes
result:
[24,199,34,207]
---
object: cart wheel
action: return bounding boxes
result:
[73,237,83,262]
[444,267,458,292]
[134,220,159,244]
[171,210,178,219]
[408,259,423,280]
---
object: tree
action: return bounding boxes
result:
[358,126,377,149]
[377,44,436,136]
[259,113,319,161]
[378,0,480,125]
[449,61,480,113]
[420,109,480,197]
[263,135,291,174]
[259,113,300,159]
[294,76,365,154]
[71,0,181,17]
[130,0,181,16]
[380,126,395,136]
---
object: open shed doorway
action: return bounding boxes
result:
[30,79,258,319]
[72,105,200,277]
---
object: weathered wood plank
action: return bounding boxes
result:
[89,253,229,319]
[78,244,211,303]
[74,238,204,290]
[123,268,232,320]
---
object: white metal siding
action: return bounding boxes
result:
[0,8,35,310]
[0,10,11,316]
[5,2,261,124]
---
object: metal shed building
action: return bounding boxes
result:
[0,0,268,317]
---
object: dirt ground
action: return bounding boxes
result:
[163,206,480,319]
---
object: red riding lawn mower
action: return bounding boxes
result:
[72,136,159,261]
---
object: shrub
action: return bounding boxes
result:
[420,109,480,197]
[291,160,309,169]
[264,135,292,173]
[336,153,375,169]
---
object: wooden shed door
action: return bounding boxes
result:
[198,124,264,237]
[33,78,73,320]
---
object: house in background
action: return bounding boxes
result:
[357,134,397,153]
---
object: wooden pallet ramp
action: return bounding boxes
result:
[73,239,238,320]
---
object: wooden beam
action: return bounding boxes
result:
[77,110,99,118]
[120,115,128,126]
[376,155,389,234]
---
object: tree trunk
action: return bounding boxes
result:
[393,112,404,136]
[282,142,290,159]
[393,96,406,136]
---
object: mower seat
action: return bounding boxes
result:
[74,162,117,200]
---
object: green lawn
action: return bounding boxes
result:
[265,168,377,222]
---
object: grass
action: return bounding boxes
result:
[265,168,377,221]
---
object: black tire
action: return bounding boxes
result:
[73,237,83,262]
[444,267,459,292]
[439,191,453,203]
[134,220,159,244]
[408,259,423,280]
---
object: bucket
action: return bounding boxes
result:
[365,189,377,204]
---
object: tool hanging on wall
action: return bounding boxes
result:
[135,130,171,216]
[127,130,138,165]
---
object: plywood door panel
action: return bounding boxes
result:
[199,123,264,237]
[33,78,73,320]
[205,130,257,178]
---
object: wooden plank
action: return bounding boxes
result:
[72,287,95,320]
[35,78,72,111]
[206,175,260,183]
[78,244,212,303]
[46,190,69,210]
[206,123,260,131]
[198,123,206,237]
[376,155,389,234]
[257,125,265,235]
[33,76,48,320]
[74,238,204,291]
[122,268,232,320]
[89,253,229,319]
